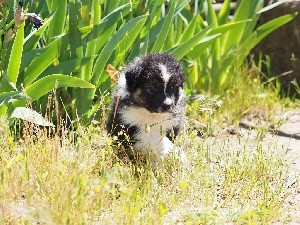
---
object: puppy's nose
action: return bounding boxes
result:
[162,104,171,111]
[164,98,173,106]
[162,98,173,111]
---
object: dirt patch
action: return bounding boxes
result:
[221,109,300,224]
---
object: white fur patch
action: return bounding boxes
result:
[114,58,187,162]
[164,97,173,106]
[119,106,187,162]
[159,64,170,90]
[116,72,129,98]
[119,106,173,152]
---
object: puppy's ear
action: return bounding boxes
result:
[125,70,139,93]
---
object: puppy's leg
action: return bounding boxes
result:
[159,137,188,164]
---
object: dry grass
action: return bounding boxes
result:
[0,115,290,224]
[0,70,297,224]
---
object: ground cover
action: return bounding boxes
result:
[1,73,299,225]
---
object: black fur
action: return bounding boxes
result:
[107,53,186,158]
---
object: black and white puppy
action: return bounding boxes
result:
[107,53,186,162]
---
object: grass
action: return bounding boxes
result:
[0,65,298,224]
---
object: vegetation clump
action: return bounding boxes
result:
[0,0,299,224]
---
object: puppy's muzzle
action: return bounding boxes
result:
[160,97,173,112]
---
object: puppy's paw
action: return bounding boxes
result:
[160,137,188,164]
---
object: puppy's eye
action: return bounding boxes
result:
[147,86,156,93]
[168,85,177,92]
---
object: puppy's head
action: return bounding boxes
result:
[123,53,185,113]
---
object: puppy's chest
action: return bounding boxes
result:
[119,107,173,134]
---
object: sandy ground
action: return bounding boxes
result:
[222,109,300,224]
[163,109,300,224]
[264,110,300,224]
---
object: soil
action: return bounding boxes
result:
[164,109,300,224]
[220,109,300,224]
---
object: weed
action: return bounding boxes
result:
[0,105,291,224]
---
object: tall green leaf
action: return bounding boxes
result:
[222,0,263,54]
[24,35,65,86]
[25,74,95,100]
[218,0,231,25]
[69,1,83,62]
[91,15,148,86]
[236,12,298,69]
[178,15,198,45]
[0,91,30,106]
[46,0,67,41]
[115,17,147,62]
[23,14,54,52]
[140,1,159,55]
[186,34,222,60]
[150,1,176,53]
[91,0,101,25]
[7,22,24,85]
[171,27,214,59]
[83,4,130,81]
[41,57,97,76]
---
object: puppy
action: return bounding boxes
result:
[107,53,186,162]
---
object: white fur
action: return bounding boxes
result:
[114,58,187,163]
[117,72,129,98]
[119,106,187,163]
[159,64,175,108]
[164,97,173,106]
[119,106,175,153]
[159,64,170,91]
[117,56,144,98]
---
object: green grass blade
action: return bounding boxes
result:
[24,35,65,86]
[150,1,176,53]
[46,0,67,41]
[101,3,130,22]
[0,105,8,117]
[209,20,250,36]
[209,20,249,55]
[140,1,159,55]
[163,24,174,51]
[178,15,198,45]
[186,34,222,60]
[91,15,148,86]
[69,1,83,61]
[91,0,101,25]
[0,72,18,93]
[103,0,121,15]
[25,74,95,101]
[218,0,231,25]
[205,0,218,27]
[23,14,54,52]
[20,49,45,74]
[82,4,130,81]
[237,12,298,67]
[204,0,220,63]
[0,91,30,106]
[115,17,147,62]
[233,0,263,22]
[170,27,211,59]
[7,22,24,84]
[222,0,263,54]
[174,14,184,44]
[147,19,165,52]
[83,4,130,54]
[216,12,297,92]
[41,56,97,76]
[256,13,297,40]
